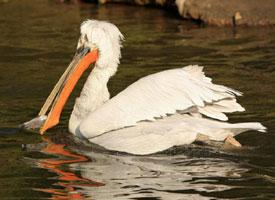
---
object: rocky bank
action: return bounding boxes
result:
[87,0,275,26]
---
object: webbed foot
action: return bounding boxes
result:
[224,135,242,147]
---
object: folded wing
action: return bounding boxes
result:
[79,65,245,138]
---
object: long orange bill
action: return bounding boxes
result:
[40,48,99,134]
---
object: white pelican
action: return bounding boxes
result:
[24,20,266,155]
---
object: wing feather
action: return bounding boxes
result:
[79,65,244,138]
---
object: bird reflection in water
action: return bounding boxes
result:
[29,134,255,199]
[36,136,104,199]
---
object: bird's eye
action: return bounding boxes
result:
[83,34,88,42]
[76,45,84,55]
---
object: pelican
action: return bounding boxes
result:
[23,20,266,155]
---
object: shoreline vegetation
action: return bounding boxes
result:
[76,0,275,26]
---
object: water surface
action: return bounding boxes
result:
[0,0,275,199]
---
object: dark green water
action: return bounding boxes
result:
[0,0,275,199]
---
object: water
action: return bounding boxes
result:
[0,0,275,199]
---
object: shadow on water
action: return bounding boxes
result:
[0,0,275,199]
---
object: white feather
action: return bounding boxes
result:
[89,114,266,155]
[79,66,244,138]
[69,20,124,134]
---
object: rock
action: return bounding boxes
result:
[80,0,275,26]
[175,0,275,26]
[96,0,173,6]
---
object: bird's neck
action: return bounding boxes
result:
[69,67,113,134]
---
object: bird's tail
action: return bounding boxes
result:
[224,122,266,136]
[180,115,267,141]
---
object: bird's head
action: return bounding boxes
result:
[36,20,124,134]
[77,20,124,73]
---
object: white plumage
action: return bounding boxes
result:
[67,20,265,155]
[79,66,245,138]
[90,114,264,155]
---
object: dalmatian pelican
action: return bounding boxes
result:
[23,20,266,155]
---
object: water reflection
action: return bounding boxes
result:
[29,133,275,199]
[36,136,103,199]
[30,134,255,199]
